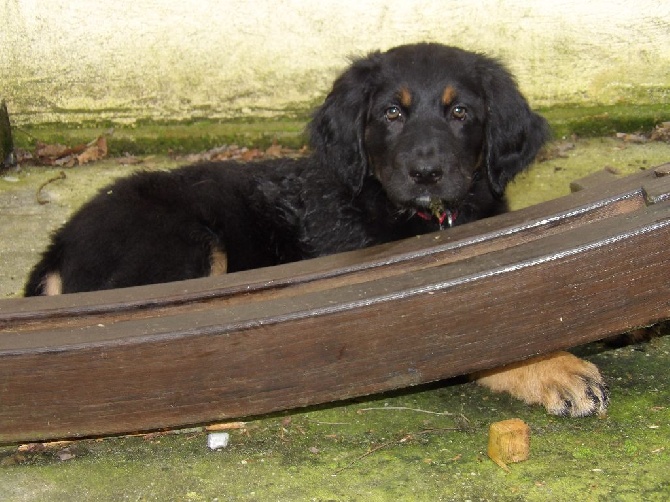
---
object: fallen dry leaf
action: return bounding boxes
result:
[33,135,108,167]
[616,132,648,144]
[240,147,262,162]
[536,141,576,162]
[265,142,283,157]
[651,122,670,142]
[117,154,144,165]
[176,142,307,164]
[35,142,72,161]
[77,136,108,165]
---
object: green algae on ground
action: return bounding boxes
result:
[10,102,669,157]
[541,103,669,139]
[506,137,670,211]
[14,118,309,156]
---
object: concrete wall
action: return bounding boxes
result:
[1,0,669,124]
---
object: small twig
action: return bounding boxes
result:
[205,421,247,431]
[36,171,66,205]
[334,437,406,475]
[308,420,352,426]
[357,406,454,416]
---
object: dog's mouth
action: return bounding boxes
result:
[412,196,459,229]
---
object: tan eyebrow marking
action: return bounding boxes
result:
[442,85,458,106]
[398,87,412,108]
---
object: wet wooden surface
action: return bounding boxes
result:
[1,165,669,443]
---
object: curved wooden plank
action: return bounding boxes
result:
[1,166,669,443]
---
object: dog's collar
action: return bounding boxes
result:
[416,208,458,229]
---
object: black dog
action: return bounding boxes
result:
[26,43,548,293]
[25,43,608,416]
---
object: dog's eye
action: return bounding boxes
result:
[451,106,467,120]
[385,106,403,121]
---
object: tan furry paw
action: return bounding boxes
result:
[473,351,609,417]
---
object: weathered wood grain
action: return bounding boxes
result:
[1,166,669,443]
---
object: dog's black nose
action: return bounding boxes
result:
[409,163,443,184]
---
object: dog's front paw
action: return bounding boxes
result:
[473,351,609,417]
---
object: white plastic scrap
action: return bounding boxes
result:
[207,432,230,450]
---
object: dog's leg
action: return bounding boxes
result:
[472,351,609,417]
[209,247,227,276]
[42,272,63,296]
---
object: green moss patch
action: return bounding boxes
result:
[14,119,309,156]
[10,103,669,158]
[541,103,669,139]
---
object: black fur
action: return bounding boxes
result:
[25,43,549,295]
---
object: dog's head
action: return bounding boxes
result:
[309,43,549,224]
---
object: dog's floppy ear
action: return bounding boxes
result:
[480,60,550,196]
[309,53,381,193]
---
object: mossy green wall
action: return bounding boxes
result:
[1,0,669,125]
